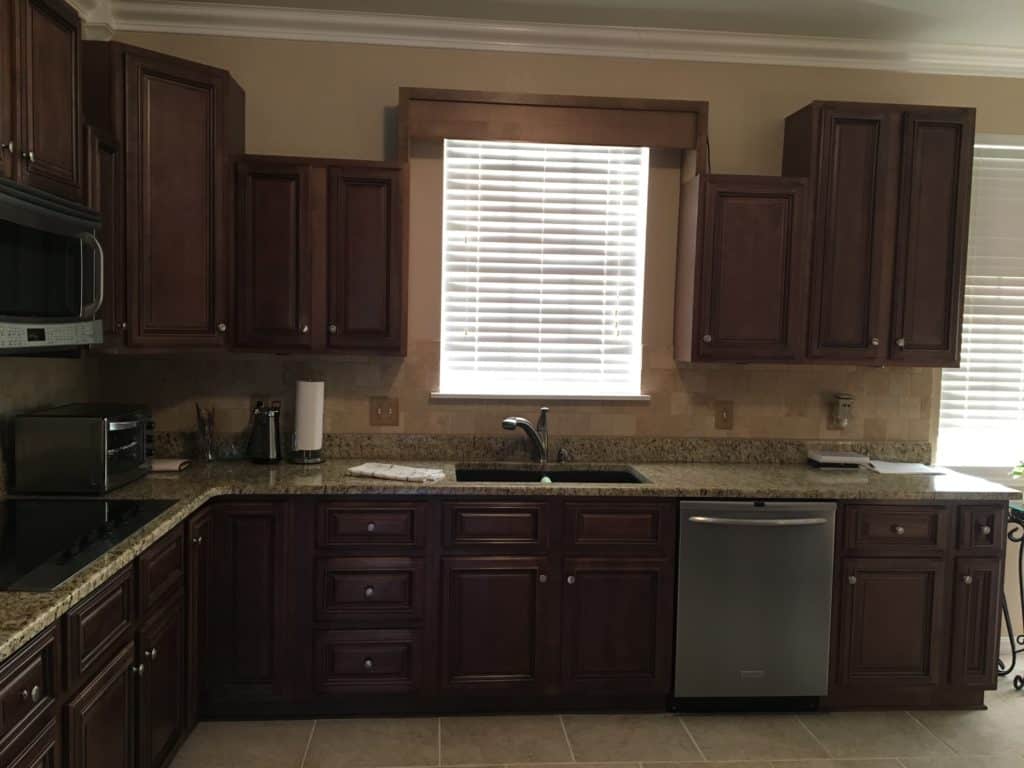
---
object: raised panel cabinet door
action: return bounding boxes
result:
[838,558,946,687]
[440,556,558,696]
[186,507,213,728]
[18,0,81,200]
[890,108,975,366]
[327,166,403,352]
[561,558,674,695]
[0,0,16,180]
[950,558,1002,688]
[235,160,316,349]
[695,175,809,361]
[138,596,186,768]
[207,502,290,709]
[807,106,900,362]
[65,641,136,768]
[124,51,228,347]
[84,128,125,339]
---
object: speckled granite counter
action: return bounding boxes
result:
[0,459,1017,664]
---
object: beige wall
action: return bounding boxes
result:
[100,32,1024,444]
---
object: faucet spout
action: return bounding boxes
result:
[501,407,550,463]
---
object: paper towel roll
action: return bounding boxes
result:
[293,380,325,451]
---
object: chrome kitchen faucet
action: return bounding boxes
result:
[502,407,549,463]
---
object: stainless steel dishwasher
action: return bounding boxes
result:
[674,500,837,702]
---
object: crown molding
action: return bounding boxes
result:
[101,1,1024,79]
[68,0,114,39]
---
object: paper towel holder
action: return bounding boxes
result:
[291,448,323,465]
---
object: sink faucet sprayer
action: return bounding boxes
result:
[502,407,549,463]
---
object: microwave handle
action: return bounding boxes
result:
[79,232,105,319]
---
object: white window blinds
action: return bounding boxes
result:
[937,138,1024,467]
[438,139,650,397]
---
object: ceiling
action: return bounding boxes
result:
[147,0,1024,49]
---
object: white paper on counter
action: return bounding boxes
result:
[294,380,325,451]
[868,460,947,475]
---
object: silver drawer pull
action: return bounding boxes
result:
[963,574,974,585]
[538,574,547,584]
[363,658,374,670]
[848,575,857,585]
[567,575,576,585]
[132,664,145,677]
[364,585,375,598]
[20,685,41,703]
[893,525,906,536]
[688,516,827,527]
[192,535,203,544]
[144,647,158,661]
[981,525,993,536]
[366,522,376,533]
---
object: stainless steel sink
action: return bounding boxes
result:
[454,464,648,484]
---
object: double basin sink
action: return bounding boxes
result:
[454,464,647,484]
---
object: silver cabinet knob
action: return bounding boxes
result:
[22,150,34,163]
[538,574,547,584]
[132,664,145,676]
[981,525,993,536]
[893,525,906,536]
[871,337,880,346]
[963,574,974,585]
[702,334,712,343]
[301,324,309,334]
[21,685,40,703]
[1,141,12,154]
[363,658,374,670]
[144,647,158,660]
[118,321,128,331]
[328,323,338,334]
[192,535,203,544]
[567,575,576,585]
[217,322,227,333]
[848,575,857,585]
[896,337,906,348]
[364,585,375,598]
[366,522,376,532]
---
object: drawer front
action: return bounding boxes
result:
[1,716,57,768]
[958,504,1007,553]
[65,567,135,688]
[314,629,422,694]
[844,504,950,553]
[442,501,551,549]
[564,500,675,554]
[315,557,425,624]
[0,631,56,744]
[317,502,426,549]
[138,525,185,616]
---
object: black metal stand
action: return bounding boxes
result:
[999,505,1024,689]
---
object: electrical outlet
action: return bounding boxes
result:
[714,400,734,430]
[369,397,400,427]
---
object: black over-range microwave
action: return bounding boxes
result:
[0,178,103,353]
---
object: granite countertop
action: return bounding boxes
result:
[0,458,1018,665]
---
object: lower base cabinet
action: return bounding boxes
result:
[65,641,137,768]
[950,557,1002,688]
[138,596,187,768]
[2,719,58,768]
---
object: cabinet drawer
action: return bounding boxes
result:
[314,629,422,694]
[138,525,185,616]
[442,501,552,549]
[957,504,1006,553]
[564,500,675,554]
[0,715,57,768]
[0,630,56,746]
[316,502,426,549]
[64,566,135,689]
[315,557,425,624]
[843,504,950,553]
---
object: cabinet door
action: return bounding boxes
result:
[235,160,316,349]
[138,596,186,768]
[808,105,900,362]
[890,108,974,365]
[65,641,136,768]
[124,50,229,347]
[85,127,125,339]
[561,558,674,694]
[207,502,291,710]
[838,558,946,687]
[0,0,15,180]
[327,166,403,352]
[694,175,808,361]
[18,0,81,200]
[950,558,1001,688]
[186,507,213,728]
[440,556,558,696]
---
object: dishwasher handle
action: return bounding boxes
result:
[688,515,829,527]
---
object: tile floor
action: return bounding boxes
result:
[170,679,1024,768]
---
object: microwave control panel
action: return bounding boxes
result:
[0,319,103,349]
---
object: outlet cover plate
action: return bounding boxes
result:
[714,400,734,430]
[370,397,400,427]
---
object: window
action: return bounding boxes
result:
[438,139,650,397]
[937,136,1024,468]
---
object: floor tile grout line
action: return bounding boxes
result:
[437,717,443,767]
[675,715,708,762]
[558,714,578,762]
[904,709,959,755]
[794,714,833,759]
[299,719,317,768]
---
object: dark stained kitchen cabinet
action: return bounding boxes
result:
[235,160,316,350]
[439,556,558,696]
[186,509,213,729]
[783,101,974,366]
[64,640,136,768]
[561,557,674,694]
[82,42,245,349]
[84,125,126,341]
[2,718,58,768]
[327,165,403,352]
[0,0,15,180]
[137,597,186,768]
[950,557,1002,688]
[675,174,809,362]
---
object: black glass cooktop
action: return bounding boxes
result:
[0,498,176,591]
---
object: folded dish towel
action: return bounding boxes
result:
[150,458,192,472]
[347,462,445,483]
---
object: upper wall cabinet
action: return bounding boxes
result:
[235,156,405,354]
[675,174,810,362]
[783,101,974,367]
[83,42,245,348]
[0,0,82,199]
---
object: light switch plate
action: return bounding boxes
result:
[714,400,734,430]
[369,397,400,426]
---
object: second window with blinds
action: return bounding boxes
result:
[438,139,651,397]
